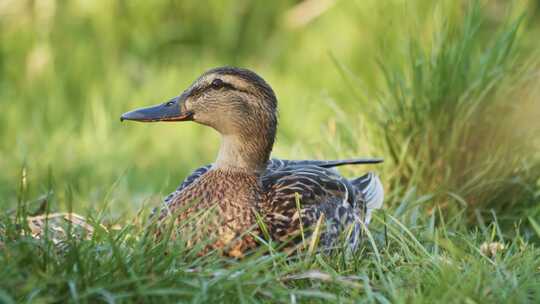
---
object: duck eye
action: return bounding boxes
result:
[211,78,224,89]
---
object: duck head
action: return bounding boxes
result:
[121,67,278,172]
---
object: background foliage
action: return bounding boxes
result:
[1,0,539,302]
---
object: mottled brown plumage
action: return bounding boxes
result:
[121,67,384,256]
[159,170,261,257]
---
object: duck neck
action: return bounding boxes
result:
[214,132,273,173]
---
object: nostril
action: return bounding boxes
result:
[165,101,175,107]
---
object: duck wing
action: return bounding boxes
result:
[268,158,384,223]
[261,160,383,249]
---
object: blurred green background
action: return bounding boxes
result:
[1,0,539,225]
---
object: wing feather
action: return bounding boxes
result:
[261,163,364,247]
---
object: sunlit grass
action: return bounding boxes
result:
[338,1,540,223]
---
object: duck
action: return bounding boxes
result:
[121,67,384,257]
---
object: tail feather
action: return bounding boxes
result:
[318,158,384,168]
[351,172,384,224]
[269,158,383,170]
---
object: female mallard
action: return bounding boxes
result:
[121,67,383,257]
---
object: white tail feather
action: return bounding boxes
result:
[354,172,384,224]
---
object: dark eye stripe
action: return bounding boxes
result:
[189,79,254,98]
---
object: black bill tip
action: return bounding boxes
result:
[120,108,157,122]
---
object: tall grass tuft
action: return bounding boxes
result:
[357,1,540,222]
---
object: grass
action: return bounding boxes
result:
[355,1,540,221]
[1,193,539,303]
[1,0,540,302]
